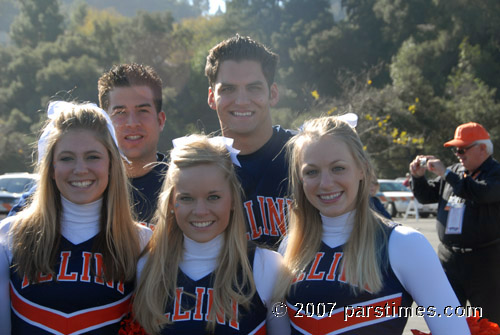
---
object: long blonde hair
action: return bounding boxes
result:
[10,102,141,282]
[279,115,389,297]
[133,134,255,334]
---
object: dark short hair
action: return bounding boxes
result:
[205,34,279,88]
[98,63,163,114]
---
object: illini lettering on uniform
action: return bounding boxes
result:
[244,197,292,240]
[287,248,411,335]
[292,252,348,285]
[10,248,133,334]
[19,251,125,293]
[165,287,240,329]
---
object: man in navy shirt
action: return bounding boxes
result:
[205,35,294,248]
[98,63,167,225]
[10,63,167,225]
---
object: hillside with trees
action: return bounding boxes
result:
[0,0,499,177]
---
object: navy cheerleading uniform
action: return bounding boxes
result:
[158,246,267,334]
[137,234,290,334]
[280,211,470,335]
[286,240,412,334]
[0,197,152,334]
[9,236,134,334]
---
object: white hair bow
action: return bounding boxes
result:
[172,136,242,167]
[338,113,358,128]
[38,101,129,163]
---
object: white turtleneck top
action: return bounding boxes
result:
[279,211,470,335]
[137,233,291,335]
[0,196,152,334]
[59,196,102,245]
[58,196,152,248]
[178,234,223,281]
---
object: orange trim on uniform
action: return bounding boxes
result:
[288,294,403,335]
[248,320,267,335]
[10,283,131,334]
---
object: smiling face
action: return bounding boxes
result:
[300,136,363,217]
[52,130,110,204]
[208,60,278,143]
[173,164,233,243]
[107,85,165,165]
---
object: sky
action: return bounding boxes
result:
[208,0,226,14]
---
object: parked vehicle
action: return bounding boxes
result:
[0,172,38,214]
[377,179,437,218]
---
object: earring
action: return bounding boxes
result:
[170,209,174,214]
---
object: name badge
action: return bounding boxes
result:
[445,196,465,235]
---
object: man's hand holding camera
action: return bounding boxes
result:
[410,155,446,177]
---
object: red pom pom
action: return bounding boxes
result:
[411,316,500,335]
[467,316,500,335]
[118,313,147,335]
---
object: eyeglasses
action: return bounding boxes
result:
[452,143,477,155]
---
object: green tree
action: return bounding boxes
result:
[435,0,500,99]
[0,47,44,120]
[272,0,335,108]
[0,109,36,173]
[68,5,125,67]
[115,11,186,83]
[340,0,391,71]
[223,0,281,44]
[10,0,64,48]
[0,3,122,171]
[0,0,17,34]
[372,0,438,45]
[1,0,499,175]
[61,0,209,19]
[442,38,500,152]
[162,15,227,150]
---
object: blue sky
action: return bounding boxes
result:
[209,0,226,14]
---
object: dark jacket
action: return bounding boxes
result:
[411,156,500,248]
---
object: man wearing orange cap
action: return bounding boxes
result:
[409,122,500,324]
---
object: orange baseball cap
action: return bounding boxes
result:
[443,122,490,147]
